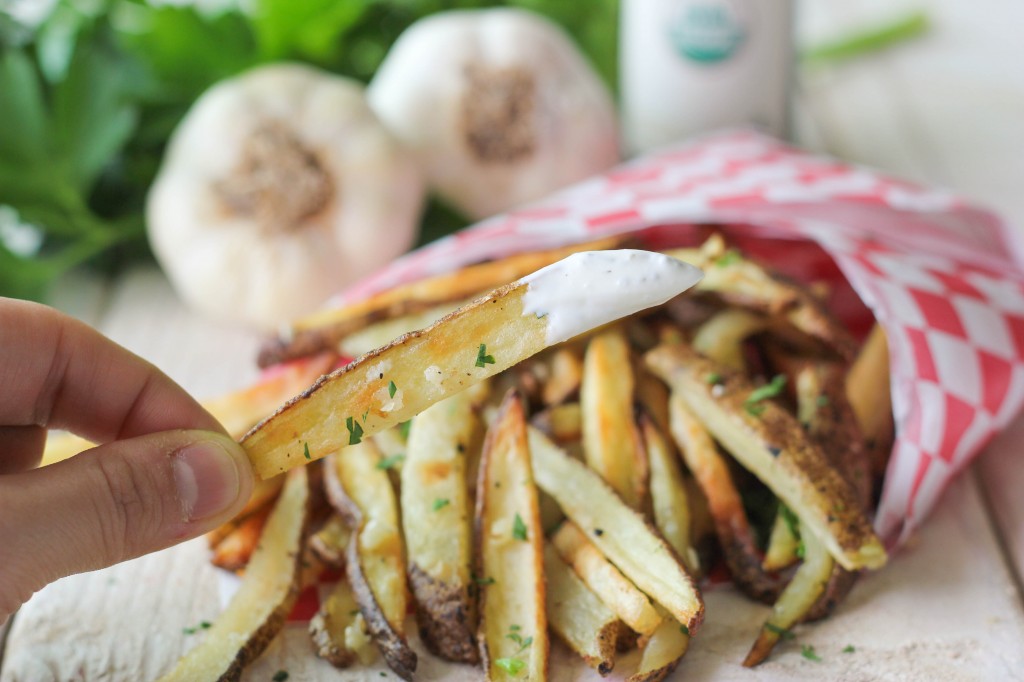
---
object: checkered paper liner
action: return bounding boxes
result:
[329,129,1024,547]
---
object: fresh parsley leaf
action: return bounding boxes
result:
[398,420,412,439]
[706,372,722,385]
[376,454,404,470]
[843,644,855,653]
[512,513,528,541]
[432,498,450,511]
[801,644,822,662]
[715,250,741,267]
[495,658,525,675]
[272,671,290,682]
[303,442,311,460]
[679,624,690,636]
[475,343,495,368]
[388,380,397,398]
[778,503,799,539]
[346,416,363,445]
[744,374,787,415]
[474,576,496,586]
[795,541,806,559]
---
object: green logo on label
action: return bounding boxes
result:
[669,2,746,64]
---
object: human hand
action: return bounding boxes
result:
[0,299,255,624]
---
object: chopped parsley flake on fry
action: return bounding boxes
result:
[303,442,311,460]
[843,644,856,653]
[706,372,723,385]
[388,380,398,398]
[715,250,741,267]
[398,420,412,439]
[432,498,450,511]
[346,416,364,445]
[512,513,528,541]
[376,454,404,470]
[495,658,525,675]
[476,343,496,368]
[744,374,787,416]
[272,671,289,682]
[680,624,690,635]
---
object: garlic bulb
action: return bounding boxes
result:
[367,8,619,220]
[147,63,425,329]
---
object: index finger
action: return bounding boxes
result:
[0,298,224,443]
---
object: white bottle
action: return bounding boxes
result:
[620,0,794,155]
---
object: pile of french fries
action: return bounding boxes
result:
[158,234,895,681]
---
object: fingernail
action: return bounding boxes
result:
[172,439,244,522]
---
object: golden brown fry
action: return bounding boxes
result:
[243,280,552,479]
[641,413,700,575]
[762,512,801,572]
[646,343,885,571]
[531,402,582,444]
[743,524,832,667]
[337,302,466,358]
[552,522,662,637]
[846,323,894,477]
[636,369,671,434]
[259,236,630,367]
[691,308,766,371]
[542,346,584,406]
[401,391,481,663]
[325,441,416,680]
[475,391,548,682]
[209,504,271,573]
[530,427,704,633]
[667,394,783,604]
[581,327,648,509]
[664,238,857,361]
[158,467,310,682]
[544,544,621,675]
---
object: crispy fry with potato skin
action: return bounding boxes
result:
[259,236,631,367]
[310,576,375,668]
[544,544,622,675]
[667,394,783,604]
[158,468,311,682]
[529,427,704,634]
[401,391,481,663]
[646,343,885,571]
[542,346,584,406]
[325,441,416,680]
[475,391,548,682]
[308,514,350,569]
[243,279,552,479]
[581,327,648,510]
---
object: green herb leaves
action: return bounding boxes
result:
[476,343,496,368]
[512,513,528,541]
[801,644,822,662]
[432,498,450,511]
[745,374,787,416]
[346,416,364,444]
[388,380,397,398]
[376,454,404,470]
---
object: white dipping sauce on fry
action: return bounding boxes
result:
[520,249,704,344]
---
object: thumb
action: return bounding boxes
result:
[0,429,254,614]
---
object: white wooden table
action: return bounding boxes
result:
[4,0,1024,679]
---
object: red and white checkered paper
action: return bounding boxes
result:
[325,129,1024,547]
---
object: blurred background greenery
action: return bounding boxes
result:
[0,0,618,300]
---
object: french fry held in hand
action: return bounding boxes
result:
[159,467,310,682]
[475,391,548,681]
[646,343,886,571]
[401,390,482,663]
[324,440,417,680]
[241,250,704,479]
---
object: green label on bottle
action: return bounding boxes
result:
[668,2,746,64]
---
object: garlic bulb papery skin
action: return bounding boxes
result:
[147,63,425,330]
[367,8,620,221]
